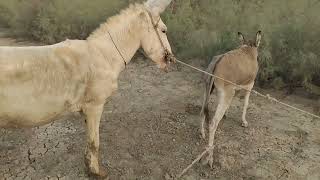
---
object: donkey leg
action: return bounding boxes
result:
[204,88,234,168]
[241,91,251,127]
[82,104,107,177]
[200,92,210,139]
[241,83,254,127]
[200,113,206,139]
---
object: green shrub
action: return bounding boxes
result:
[0,0,43,36]
[0,0,127,43]
[32,0,127,43]
[0,0,319,92]
[163,0,320,91]
[0,3,11,27]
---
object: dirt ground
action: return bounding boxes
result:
[0,31,319,180]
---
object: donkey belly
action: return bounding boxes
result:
[0,95,67,128]
[0,85,82,128]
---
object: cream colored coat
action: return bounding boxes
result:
[0,1,173,177]
[0,40,99,127]
[0,4,171,128]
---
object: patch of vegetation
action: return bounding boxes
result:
[0,0,319,92]
[0,0,127,43]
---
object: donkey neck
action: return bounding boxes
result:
[87,26,142,76]
[87,5,145,76]
[240,46,258,61]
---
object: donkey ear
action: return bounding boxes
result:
[238,32,245,44]
[255,30,262,47]
[145,0,172,15]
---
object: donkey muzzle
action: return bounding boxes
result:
[164,49,176,64]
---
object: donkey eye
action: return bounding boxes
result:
[161,29,167,34]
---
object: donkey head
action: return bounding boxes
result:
[238,31,262,48]
[140,0,174,70]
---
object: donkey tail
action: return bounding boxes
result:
[200,75,215,120]
[200,55,224,117]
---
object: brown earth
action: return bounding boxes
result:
[0,31,319,180]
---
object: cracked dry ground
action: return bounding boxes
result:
[0,37,320,180]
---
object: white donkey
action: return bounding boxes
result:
[200,31,262,167]
[0,0,174,177]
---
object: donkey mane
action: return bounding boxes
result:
[87,3,145,40]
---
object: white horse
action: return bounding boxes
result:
[0,0,174,177]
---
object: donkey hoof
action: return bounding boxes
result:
[241,121,248,128]
[88,167,108,179]
[98,167,108,178]
[200,148,214,168]
[201,153,214,168]
[200,130,206,140]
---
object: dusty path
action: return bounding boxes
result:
[0,31,319,180]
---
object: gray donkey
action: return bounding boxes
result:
[200,31,262,166]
